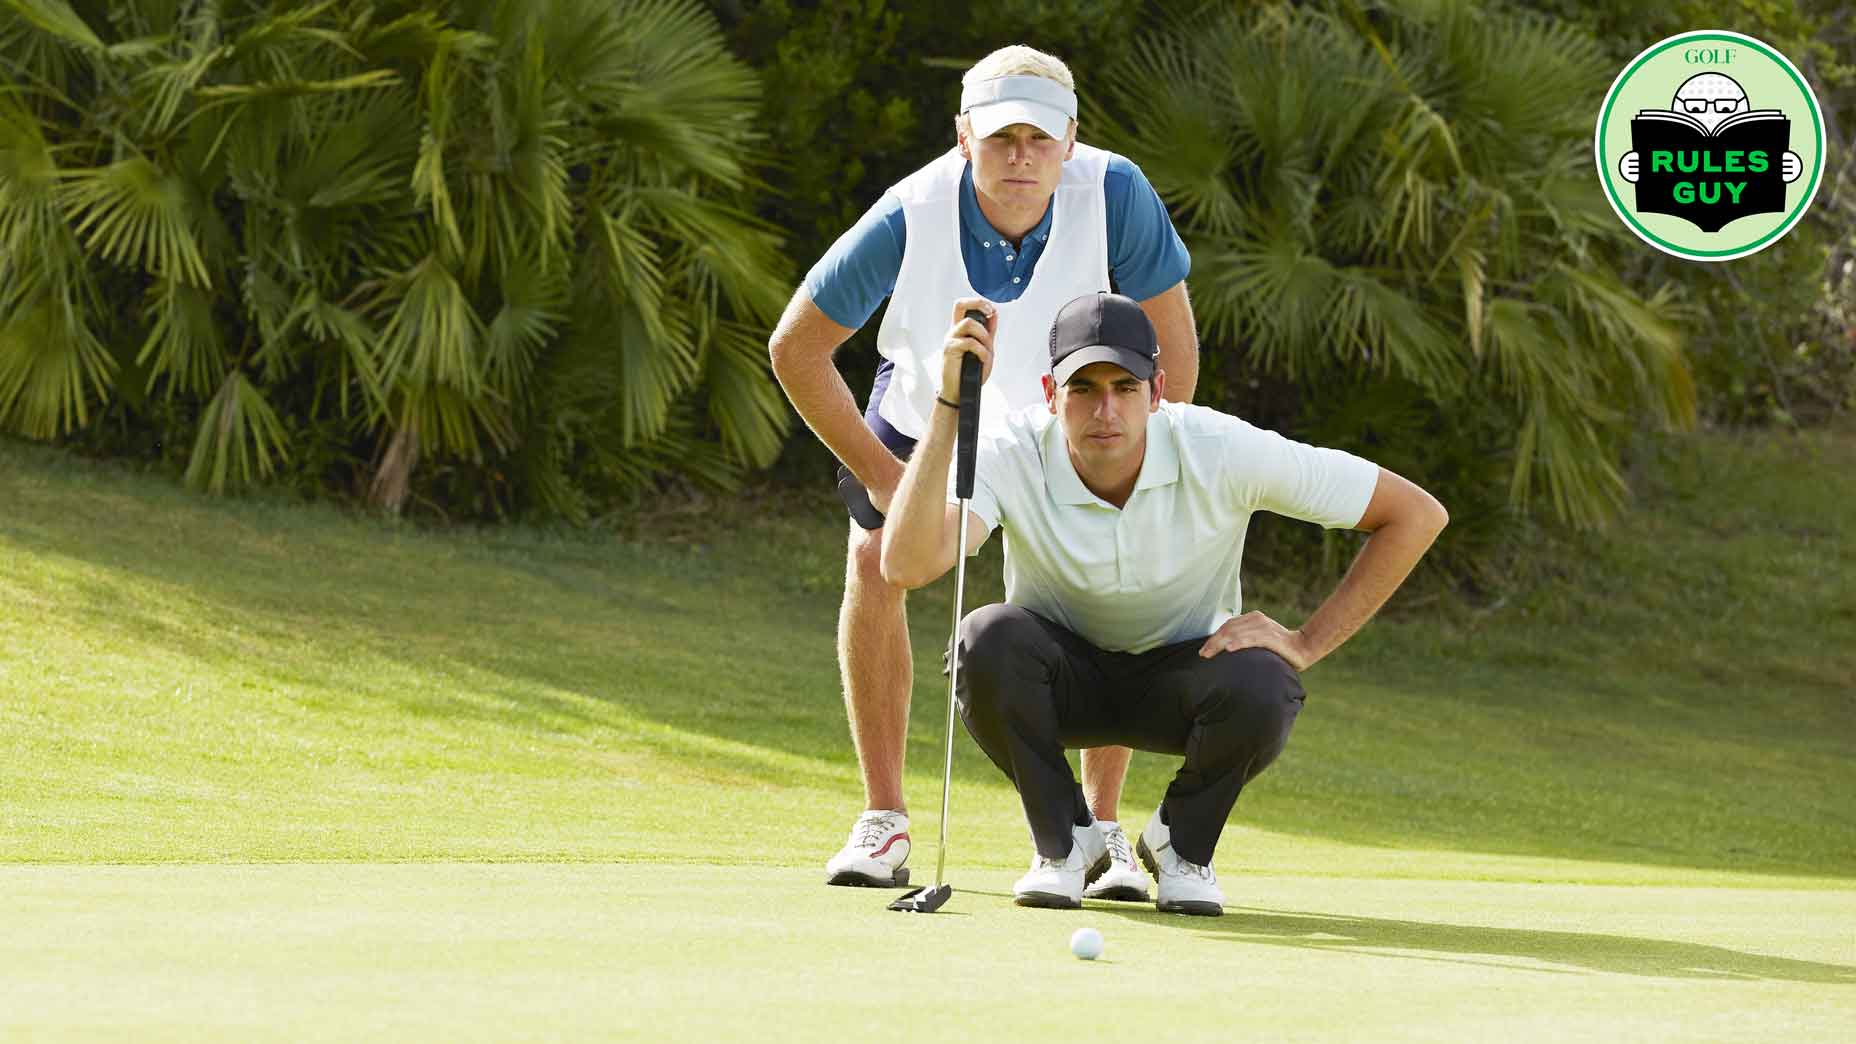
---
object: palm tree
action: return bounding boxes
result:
[1096,1,1694,529]
[0,0,790,519]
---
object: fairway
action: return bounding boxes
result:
[5,864,1853,1041]
[3,431,1854,1040]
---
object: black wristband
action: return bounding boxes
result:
[935,395,960,411]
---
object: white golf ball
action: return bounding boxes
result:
[1069,926,1104,961]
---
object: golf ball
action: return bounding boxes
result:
[1069,926,1104,961]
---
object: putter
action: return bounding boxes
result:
[889,309,986,915]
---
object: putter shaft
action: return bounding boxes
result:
[933,503,970,890]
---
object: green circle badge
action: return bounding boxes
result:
[1595,31,1825,262]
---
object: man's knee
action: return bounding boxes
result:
[957,604,1047,691]
[846,524,900,592]
[1203,647,1304,729]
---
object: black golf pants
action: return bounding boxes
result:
[955,603,1305,867]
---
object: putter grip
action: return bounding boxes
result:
[955,309,985,499]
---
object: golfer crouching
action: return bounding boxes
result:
[880,291,1449,916]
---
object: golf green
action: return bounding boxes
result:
[4,863,1851,1041]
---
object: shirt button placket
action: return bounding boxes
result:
[1116,515,1130,590]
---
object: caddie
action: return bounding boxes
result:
[880,292,1449,915]
[768,45,1199,898]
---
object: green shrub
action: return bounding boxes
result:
[1515,0,1856,427]
[0,0,792,520]
[1095,1,1693,549]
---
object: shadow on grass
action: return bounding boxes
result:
[0,457,1018,799]
[1087,904,1856,984]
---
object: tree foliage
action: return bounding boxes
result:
[7,0,1844,558]
[0,0,791,519]
[1094,0,1696,540]
[1517,0,1856,427]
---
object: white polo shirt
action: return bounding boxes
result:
[953,402,1380,653]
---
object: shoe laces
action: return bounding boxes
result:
[1101,825,1135,867]
[1173,857,1216,883]
[852,812,900,848]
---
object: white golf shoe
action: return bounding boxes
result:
[825,810,911,887]
[1135,806,1224,916]
[1013,822,1107,909]
[1082,820,1152,902]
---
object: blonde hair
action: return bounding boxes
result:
[956,46,1077,139]
[963,46,1075,90]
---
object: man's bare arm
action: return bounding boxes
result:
[1140,280,1199,404]
[1199,468,1448,669]
[880,298,997,589]
[878,402,987,589]
[1294,469,1448,664]
[767,288,905,506]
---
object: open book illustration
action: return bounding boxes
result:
[1629,110,1789,232]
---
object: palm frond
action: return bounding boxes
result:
[1,0,105,53]
[291,287,384,419]
[389,379,513,463]
[238,259,293,350]
[278,87,419,211]
[701,319,790,467]
[0,300,113,437]
[570,0,762,187]
[195,68,399,101]
[410,33,468,259]
[605,296,697,447]
[114,0,190,39]
[1551,263,1694,427]
[4,0,793,518]
[1325,265,1462,391]
[373,252,484,400]
[1095,34,1243,237]
[59,154,212,287]
[0,91,81,308]
[185,369,290,494]
[138,278,223,399]
[1483,296,1575,407]
[133,31,224,137]
[483,261,566,397]
[585,204,669,339]
[622,186,788,321]
[1512,398,1627,529]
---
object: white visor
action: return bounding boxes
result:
[960,75,1077,139]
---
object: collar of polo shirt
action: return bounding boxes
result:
[1043,404,1181,505]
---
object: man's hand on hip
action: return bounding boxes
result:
[1198,611,1315,671]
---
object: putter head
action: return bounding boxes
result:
[887,884,953,913]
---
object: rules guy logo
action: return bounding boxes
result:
[1596,32,1824,261]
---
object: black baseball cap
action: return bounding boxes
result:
[1049,291,1158,385]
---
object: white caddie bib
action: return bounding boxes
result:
[874,143,1113,439]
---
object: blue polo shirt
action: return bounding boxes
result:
[804,155,1189,331]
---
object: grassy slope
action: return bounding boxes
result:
[1,429,1852,884]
